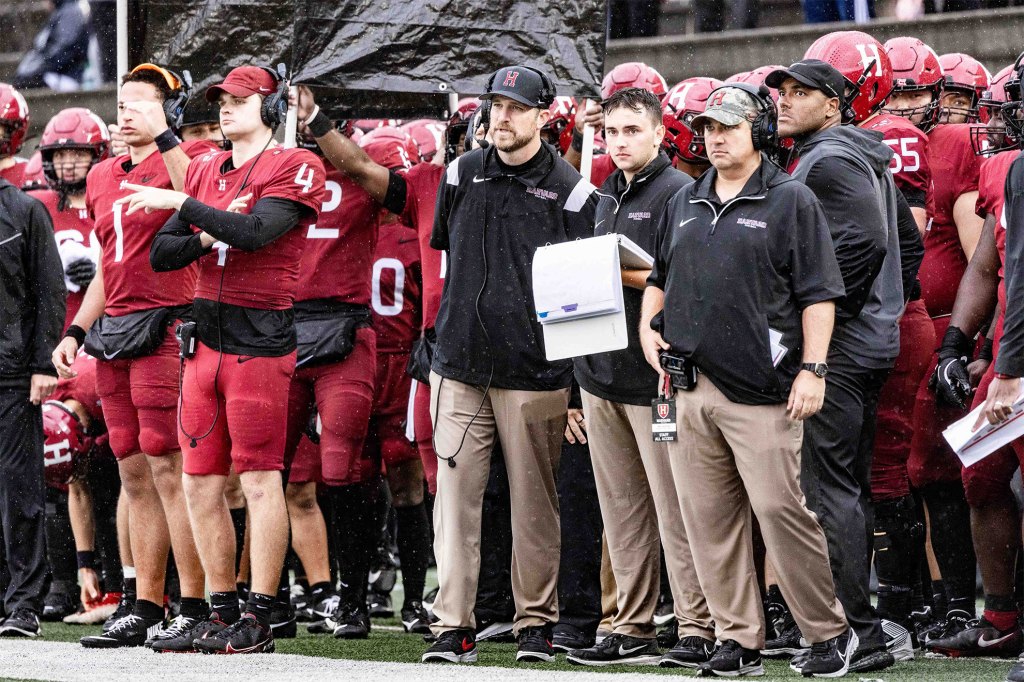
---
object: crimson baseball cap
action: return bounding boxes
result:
[480,65,553,108]
[205,66,277,102]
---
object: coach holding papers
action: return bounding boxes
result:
[639,84,854,678]
[422,65,597,665]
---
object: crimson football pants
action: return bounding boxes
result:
[178,341,296,476]
[414,379,438,495]
[372,351,418,468]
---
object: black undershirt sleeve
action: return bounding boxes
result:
[179,196,304,251]
[383,170,408,216]
[150,211,208,272]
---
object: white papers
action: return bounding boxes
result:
[616,234,654,270]
[943,379,1024,468]
[533,234,624,324]
[769,328,787,368]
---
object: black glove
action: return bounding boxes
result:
[930,325,972,409]
[65,258,96,288]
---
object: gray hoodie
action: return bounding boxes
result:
[791,126,903,369]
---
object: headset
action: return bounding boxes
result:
[129,63,193,130]
[484,65,556,108]
[258,63,290,130]
[707,82,779,152]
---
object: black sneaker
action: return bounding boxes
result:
[552,623,594,652]
[194,613,274,654]
[402,601,432,634]
[657,622,679,649]
[762,619,809,658]
[845,644,895,673]
[924,609,972,654]
[0,609,41,638]
[146,614,203,648]
[654,594,675,626]
[927,617,1022,658]
[270,602,296,639]
[1007,653,1024,681]
[290,583,309,615]
[81,613,163,648]
[566,632,660,666]
[42,589,78,621]
[699,639,764,676]
[312,593,341,620]
[306,619,332,634]
[799,628,858,678]
[517,625,556,663]
[661,635,716,668]
[103,592,135,633]
[422,628,477,663]
[150,614,229,653]
[367,591,394,619]
[332,606,371,639]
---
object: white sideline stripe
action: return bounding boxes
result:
[0,640,677,682]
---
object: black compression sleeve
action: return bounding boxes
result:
[382,169,408,216]
[178,196,304,252]
[150,211,209,272]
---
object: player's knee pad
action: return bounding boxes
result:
[137,408,179,457]
[874,495,923,585]
[106,423,142,460]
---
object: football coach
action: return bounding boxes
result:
[422,65,597,665]
[639,84,855,677]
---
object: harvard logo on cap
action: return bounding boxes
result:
[657,403,670,419]
[708,91,727,107]
[503,71,520,88]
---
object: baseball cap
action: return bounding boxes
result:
[480,66,552,108]
[205,66,277,103]
[765,59,848,100]
[691,87,761,129]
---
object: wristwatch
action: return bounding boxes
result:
[801,362,829,378]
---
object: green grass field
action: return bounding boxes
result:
[17,619,1013,681]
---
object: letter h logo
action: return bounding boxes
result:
[503,71,520,88]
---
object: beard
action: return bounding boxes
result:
[493,126,534,153]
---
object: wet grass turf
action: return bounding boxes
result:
[27,620,1016,680]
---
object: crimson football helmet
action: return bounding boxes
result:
[883,37,944,131]
[970,65,1016,155]
[444,97,480,163]
[938,53,990,123]
[399,119,446,162]
[21,151,45,191]
[1002,53,1024,148]
[662,78,724,163]
[39,108,111,198]
[805,31,893,124]
[601,62,668,101]
[541,96,577,154]
[42,400,93,493]
[359,126,419,172]
[726,66,785,100]
[0,83,29,157]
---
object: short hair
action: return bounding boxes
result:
[602,87,662,127]
[120,69,174,102]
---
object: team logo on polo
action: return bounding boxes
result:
[219,179,227,191]
[657,403,670,419]
[504,71,520,87]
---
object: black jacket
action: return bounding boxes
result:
[996,151,1024,377]
[13,0,90,86]
[431,142,597,390]
[574,151,692,406]
[0,179,65,388]
[648,157,845,405]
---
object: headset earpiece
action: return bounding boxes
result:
[259,64,289,130]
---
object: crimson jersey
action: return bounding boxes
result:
[0,158,28,188]
[86,140,216,316]
[50,352,103,426]
[590,153,615,189]
[400,162,444,328]
[976,150,1019,346]
[371,220,422,354]
[28,189,96,328]
[920,124,982,317]
[295,166,378,305]
[185,146,326,309]
[863,114,931,204]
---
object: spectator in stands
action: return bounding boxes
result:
[801,0,874,24]
[695,0,760,32]
[13,0,93,92]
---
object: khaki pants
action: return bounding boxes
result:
[668,378,847,649]
[428,372,569,635]
[582,390,713,639]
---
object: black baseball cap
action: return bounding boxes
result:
[765,59,847,100]
[480,65,552,108]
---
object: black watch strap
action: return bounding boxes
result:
[801,362,828,378]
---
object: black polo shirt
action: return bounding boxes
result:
[431,142,598,391]
[574,151,692,406]
[648,157,845,405]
